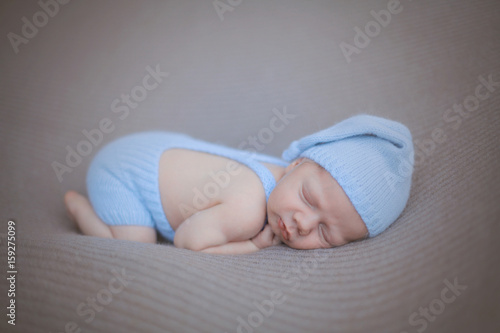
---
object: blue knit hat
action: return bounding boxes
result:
[282,114,414,237]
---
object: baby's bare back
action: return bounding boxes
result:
[158,149,269,232]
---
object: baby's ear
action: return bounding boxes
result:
[285,157,306,173]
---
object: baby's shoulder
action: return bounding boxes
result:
[216,164,268,233]
[220,192,267,237]
[226,186,267,214]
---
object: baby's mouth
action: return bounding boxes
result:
[278,217,290,241]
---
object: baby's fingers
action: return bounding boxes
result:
[261,224,273,236]
[262,225,281,246]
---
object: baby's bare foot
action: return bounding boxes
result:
[64,190,114,238]
[64,190,82,222]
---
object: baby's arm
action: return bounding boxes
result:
[174,203,270,254]
[202,225,280,254]
[201,240,259,254]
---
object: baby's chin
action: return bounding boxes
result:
[276,236,301,249]
[282,238,333,250]
[283,241,311,250]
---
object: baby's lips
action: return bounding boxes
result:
[278,217,290,241]
[281,229,289,241]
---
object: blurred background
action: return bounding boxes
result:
[0,1,499,332]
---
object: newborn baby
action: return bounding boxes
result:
[65,114,414,254]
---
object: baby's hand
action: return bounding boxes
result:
[250,225,281,249]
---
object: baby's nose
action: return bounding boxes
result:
[297,227,311,236]
[295,215,316,236]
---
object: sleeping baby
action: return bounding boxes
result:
[64,114,414,254]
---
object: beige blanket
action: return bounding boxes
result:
[1,0,499,332]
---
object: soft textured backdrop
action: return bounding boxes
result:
[0,1,499,332]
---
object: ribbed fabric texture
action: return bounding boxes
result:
[87,131,287,241]
[2,1,499,332]
[282,115,414,237]
[87,132,176,240]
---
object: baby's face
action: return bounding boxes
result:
[267,158,368,249]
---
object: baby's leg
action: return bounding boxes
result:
[108,225,157,243]
[64,191,157,243]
